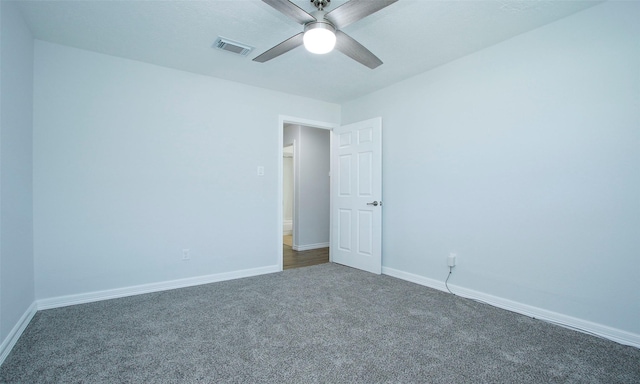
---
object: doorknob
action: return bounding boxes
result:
[367,201,379,206]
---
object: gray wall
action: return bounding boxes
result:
[32,41,340,299]
[342,1,640,336]
[284,124,330,248]
[0,1,35,342]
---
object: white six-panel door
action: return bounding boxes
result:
[331,117,382,274]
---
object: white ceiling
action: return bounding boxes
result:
[16,0,602,103]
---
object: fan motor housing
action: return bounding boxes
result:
[311,0,330,11]
[303,18,336,34]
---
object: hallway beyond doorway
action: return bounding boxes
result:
[283,236,329,270]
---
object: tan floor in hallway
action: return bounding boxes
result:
[283,236,329,270]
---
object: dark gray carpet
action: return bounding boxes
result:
[1,263,638,383]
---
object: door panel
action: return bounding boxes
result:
[331,118,382,274]
[338,209,352,251]
[339,155,352,196]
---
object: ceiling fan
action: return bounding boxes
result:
[253,0,398,69]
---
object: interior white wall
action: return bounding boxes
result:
[0,1,35,342]
[299,126,330,247]
[341,1,640,337]
[283,125,330,249]
[32,41,340,299]
[283,150,293,222]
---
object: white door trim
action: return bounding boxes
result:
[278,116,337,271]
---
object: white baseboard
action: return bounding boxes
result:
[37,265,280,310]
[293,242,329,251]
[0,302,37,366]
[382,266,640,349]
[6,265,636,369]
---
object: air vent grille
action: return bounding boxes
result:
[213,37,253,57]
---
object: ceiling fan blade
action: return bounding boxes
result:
[325,0,398,30]
[253,32,305,63]
[335,30,383,69]
[262,0,316,25]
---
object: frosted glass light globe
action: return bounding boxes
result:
[303,27,336,54]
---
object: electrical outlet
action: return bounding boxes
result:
[447,253,456,267]
[182,249,190,261]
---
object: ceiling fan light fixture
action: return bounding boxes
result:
[303,22,336,54]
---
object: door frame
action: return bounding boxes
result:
[282,142,295,246]
[278,115,337,271]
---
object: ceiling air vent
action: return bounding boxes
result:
[213,37,253,57]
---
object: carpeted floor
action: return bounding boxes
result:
[1,263,639,383]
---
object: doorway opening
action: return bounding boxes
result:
[278,116,336,271]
